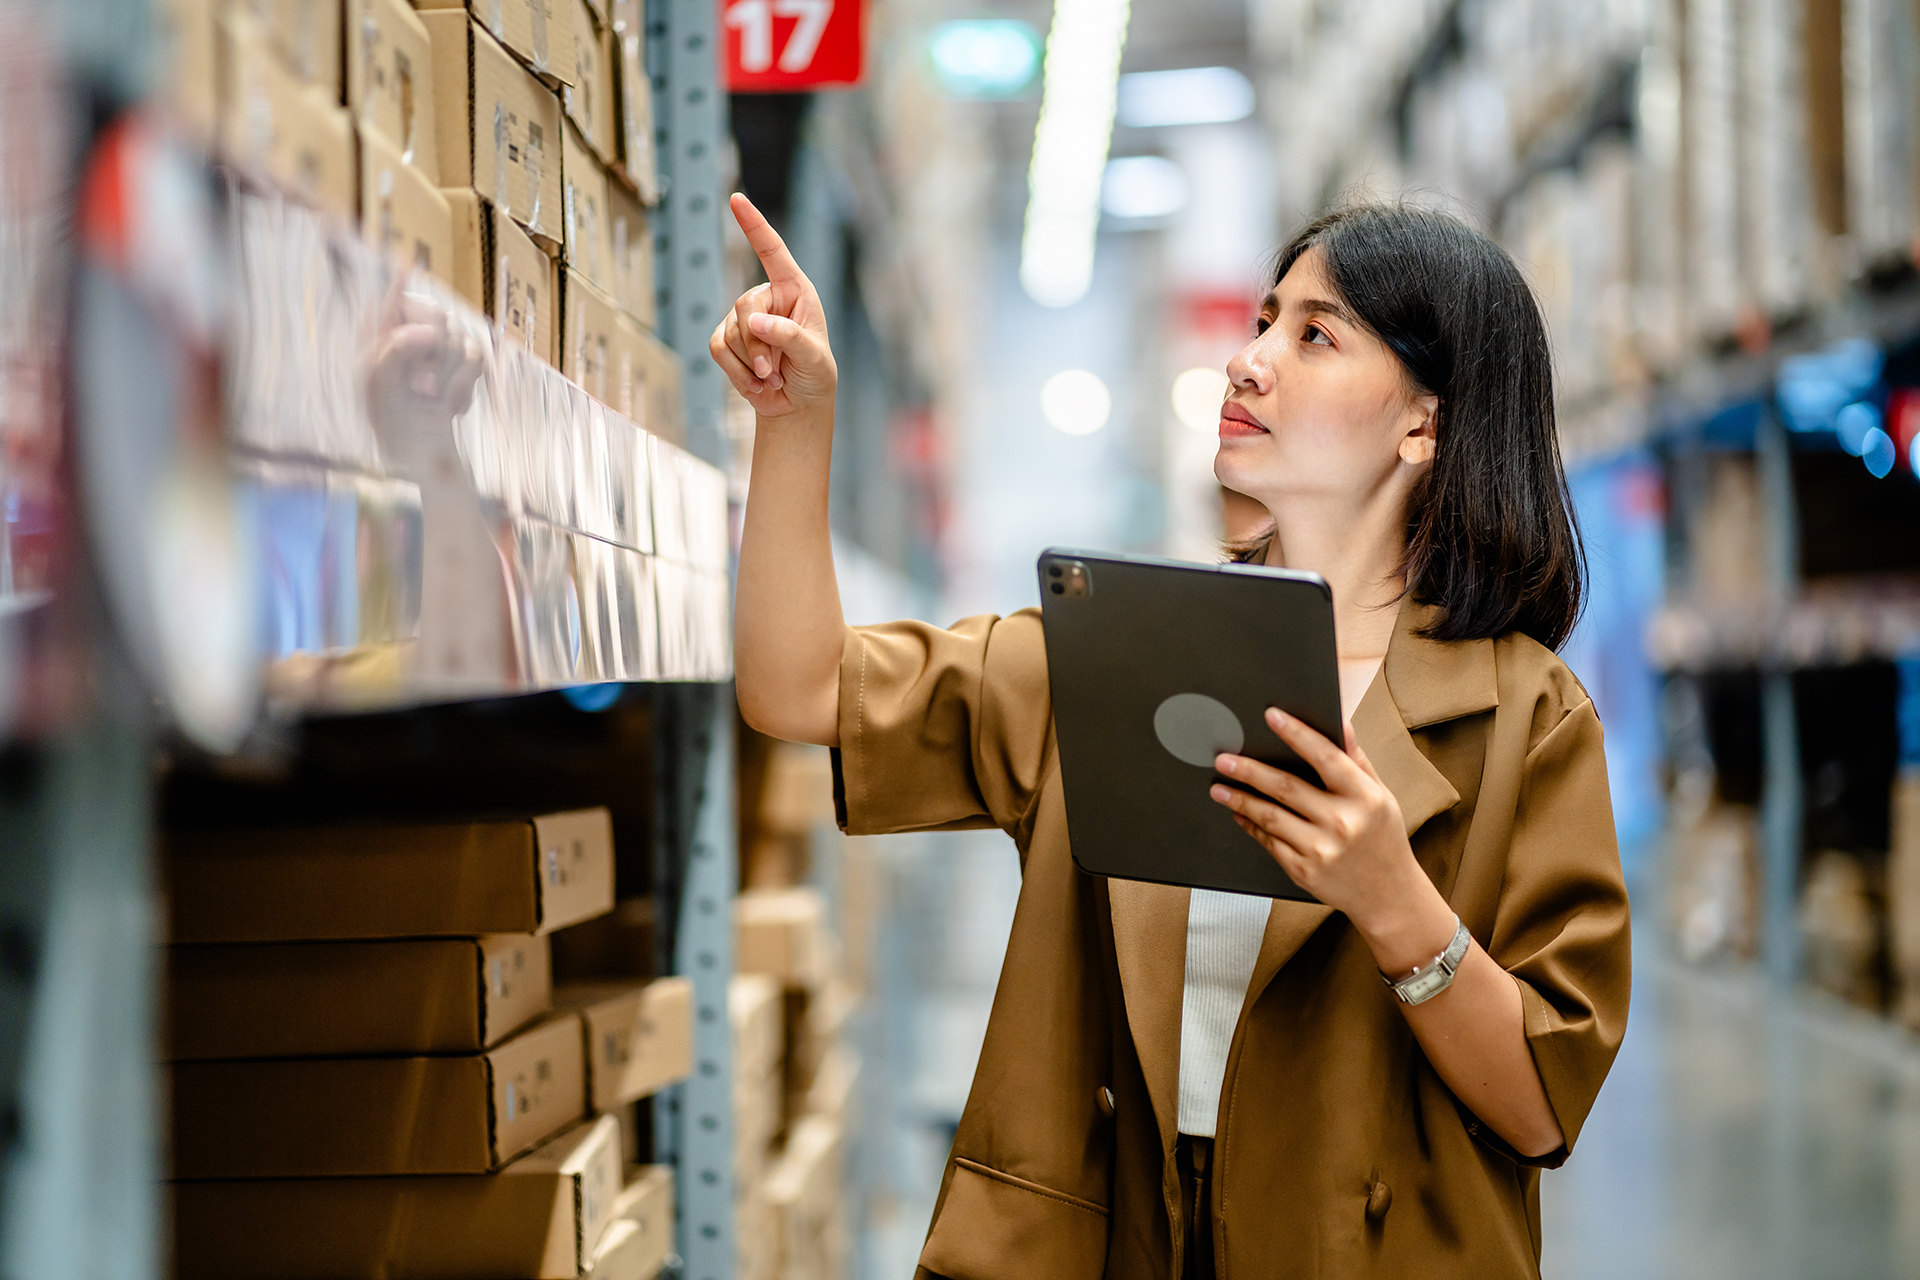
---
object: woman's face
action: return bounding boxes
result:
[1213,247,1437,518]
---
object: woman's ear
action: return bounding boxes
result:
[1399,393,1439,466]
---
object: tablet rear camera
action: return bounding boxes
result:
[1057,561,1091,599]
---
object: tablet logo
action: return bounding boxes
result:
[1153,693,1243,768]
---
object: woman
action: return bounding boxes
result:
[714,196,1630,1280]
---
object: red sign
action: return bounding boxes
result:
[722,0,864,91]
[1891,388,1920,473]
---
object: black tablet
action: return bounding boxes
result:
[1037,548,1342,900]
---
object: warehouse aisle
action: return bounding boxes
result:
[863,883,1920,1279]
[1542,935,1920,1280]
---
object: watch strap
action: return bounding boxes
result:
[1383,916,1471,1006]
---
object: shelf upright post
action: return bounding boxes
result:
[1756,407,1803,984]
[651,686,737,1280]
[646,0,737,1271]
[649,0,731,468]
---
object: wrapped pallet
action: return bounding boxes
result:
[1842,0,1920,267]
[1684,0,1744,340]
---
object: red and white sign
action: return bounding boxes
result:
[722,0,864,91]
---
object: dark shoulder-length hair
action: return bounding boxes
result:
[1230,203,1585,651]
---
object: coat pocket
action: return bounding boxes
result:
[918,1158,1109,1280]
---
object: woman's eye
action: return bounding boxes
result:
[1304,323,1332,346]
[1253,316,1272,336]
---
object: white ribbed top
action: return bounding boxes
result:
[1177,888,1270,1137]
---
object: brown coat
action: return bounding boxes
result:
[832,598,1631,1279]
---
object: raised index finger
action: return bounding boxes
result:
[730,193,805,286]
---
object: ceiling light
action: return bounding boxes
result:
[1019,0,1133,308]
[1102,155,1188,220]
[1863,426,1896,477]
[929,20,1041,98]
[1041,369,1112,435]
[1115,66,1254,129]
[1171,366,1227,432]
[1835,401,1880,456]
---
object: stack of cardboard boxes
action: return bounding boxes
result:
[164,807,690,1279]
[731,971,786,1280]
[157,0,682,445]
[734,888,855,1280]
[729,741,870,1280]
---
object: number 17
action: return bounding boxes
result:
[726,0,834,74]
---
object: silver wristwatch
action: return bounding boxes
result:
[1383,916,1472,1005]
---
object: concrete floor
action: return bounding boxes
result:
[856,834,1920,1278]
[1540,945,1920,1279]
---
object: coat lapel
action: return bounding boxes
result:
[1241,598,1494,1010]
[1107,877,1188,1154]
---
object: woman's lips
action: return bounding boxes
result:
[1219,403,1269,438]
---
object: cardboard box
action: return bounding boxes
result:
[563,266,620,405]
[416,0,575,86]
[607,0,657,202]
[173,1113,623,1280]
[555,976,694,1110]
[348,0,437,179]
[166,808,615,943]
[423,10,565,248]
[731,973,783,1181]
[803,1042,859,1130]
[157,0,219,144]
[238,0,344,96]
[170,1013,587,1177]
[563,0,618,165]
[166,933,552,1060]
[614,313,683,444]
[551,894,657,980]
[730,973,783,1081]
[606,176,654,328]
[760,743,836,835]
[562,119,615,288]
[362,126,454,279]
[766,1115,847,1280]
[785,979,853,1117]
[446,187,556,362]
[591,1166,673,1280]
[218,11,358,220]
[736,887,829,989]
[736,1177,776,1280]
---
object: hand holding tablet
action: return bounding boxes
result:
[1038,549,1345,900]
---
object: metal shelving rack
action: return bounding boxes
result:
[648,0,737,1273]
[0,0,740,1274]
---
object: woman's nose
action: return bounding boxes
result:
[1226,336,1273,395]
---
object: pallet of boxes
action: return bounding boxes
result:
[733,743,866,1280]
[158,0,681,441]
[165,807,691,1280]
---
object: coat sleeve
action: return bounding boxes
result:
[831,609,1054,838]
[1486,695,1632,1167]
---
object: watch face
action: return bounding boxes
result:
[1398,967,1451,1005]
